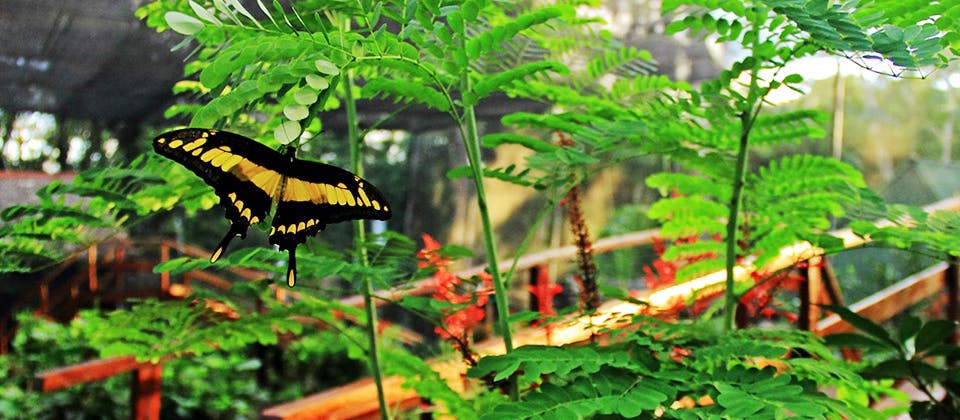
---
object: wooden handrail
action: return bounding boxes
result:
[338,228,660,307]
[36,356,144,392]
[263,196,960,419]
[816,262,949,335]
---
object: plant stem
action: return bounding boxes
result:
[345,69,389,420]
[723,114,750,331]
[723,60,762,331]
[459,72,518,399]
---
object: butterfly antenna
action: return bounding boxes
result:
[286,248,297,287]
[210,225,241,263]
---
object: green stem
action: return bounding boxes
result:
[723,56,763,331]
[345,69,388,420]
[459,73,518,399]
[723,113,750,331]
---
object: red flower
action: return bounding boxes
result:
[417,234,491,354]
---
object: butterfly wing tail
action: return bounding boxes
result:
[211,224,245,263]
[286,247,297,287]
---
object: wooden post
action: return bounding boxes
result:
[131,363,162,420]
[529,265,545,313]
[0,316,8,355]
[40,280,50,316]
[114,245,126,289]
[799,256,824,333]
[159,243,170,292]
[88,245,99,292]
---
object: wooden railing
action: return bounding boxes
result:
[261,196,960,419]
[20,196,960,419]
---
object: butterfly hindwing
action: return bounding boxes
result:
[154,128,393,287]
[269,160,392,285]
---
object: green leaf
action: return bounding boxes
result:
[165,11,204,35]
[821,305,899,350]
[314,59,339,75]
[914,320,956,353]
[274,120,301,145]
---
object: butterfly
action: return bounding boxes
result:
[153,128,392,287]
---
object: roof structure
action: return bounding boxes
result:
[0,0,186,123]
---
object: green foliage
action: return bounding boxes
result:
[470,317,881,419]
[824,308,960,418]
[80,299,302,363]
[0,155,211,273]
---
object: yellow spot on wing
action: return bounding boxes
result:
[337,182,347,188]
[168,139,183,149]
[372,200,381,211]
[211,152,233,168]
[250,216,260,224]
[191,148,203,156]
[358,188,371,206]
[210,247,223,263]
[324,184,338,203]
[157,138,166,144]
[241,208,251,220]
[278,225,286,234]
[336,188,347,205]
[270,227,276,235]
[201,149,222,162]
[228,192,237,202]
[221,154,244,171]
[297,221,305,231]
[345,191,356,206]
[249,171,282,194]
[306,219,315,227]
[235,200,244,211]
[183,138,206,151]
[287,268,295,287]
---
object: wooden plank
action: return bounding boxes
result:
[131,363,162,420]
[183,270,233,290]
[261,376,420,420]
[36,356,142,391]
[817,263,948,336]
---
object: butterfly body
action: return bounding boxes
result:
[153,128,391,286]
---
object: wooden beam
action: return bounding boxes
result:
[36,356,143,392]
[799,256,824,332]
[817,263,948,336]
[159,243,170,292]
[88,245,98,292]
[261,376,421,420]
[131,363,162,420]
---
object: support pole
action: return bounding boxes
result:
[131,363,162,420]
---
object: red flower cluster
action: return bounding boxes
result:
[416,234,492,344]
[740,270,803,322]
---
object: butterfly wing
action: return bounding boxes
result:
[153,128,284,261]
[269,158,392,286]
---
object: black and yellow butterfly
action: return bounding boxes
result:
[153,128,391,287]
